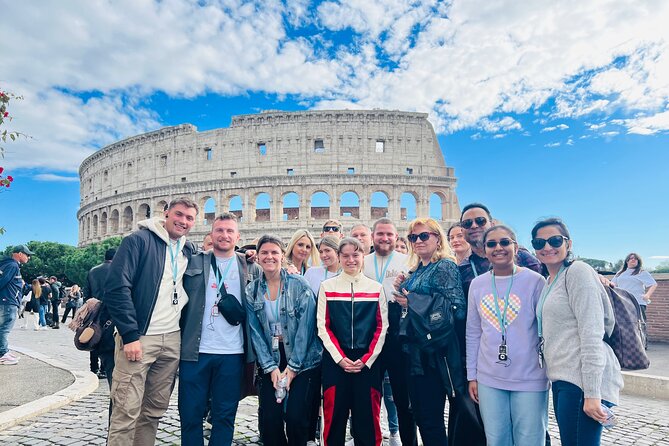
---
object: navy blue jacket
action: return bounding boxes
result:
[0,257,23,307]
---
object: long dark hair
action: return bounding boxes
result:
[617,252,643,276]
[531,218,574,275]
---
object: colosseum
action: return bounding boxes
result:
[77,109,461,246]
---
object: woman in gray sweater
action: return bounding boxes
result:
[532,218,623,446]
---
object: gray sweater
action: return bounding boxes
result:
[540,261,623,404]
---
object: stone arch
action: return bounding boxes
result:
[429,192,447,221]
[340,191,360,218]
[110,209,120,233]
[400,192,418,221]
[310,191,330,219]
[282,192,300,221]
[93,214,99,237]
[138,203,151,220]
[229,195,243,221]
[122,206,133,231]
[370,191,389,219]
[86,216,91,240]
[202,196,216,225]
[156,200,168,213]
[100,212,108,236]
[255,192,271,222]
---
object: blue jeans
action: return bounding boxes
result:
[0,305,19,356]
[477,382,548,446]
[39,304,47,326]
[178,353,244,446]
[552,380,604,446]
[383,371,399,435]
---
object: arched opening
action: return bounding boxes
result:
[93,215,99,237]
[429,192,446,221]
[138,203,151,220]
[282,192,300,221]
[370,191,389,219]
[340,191,360,218]
[86,217,91,240]
[100,212,108,236]
[110,209,119,233]
[310,191,330,219]
[255,193,271,222]
[123,206,134,231]
[203,197,216,225]
[156,200,168,213]
[229,195,243,221]
[400,192,417,221]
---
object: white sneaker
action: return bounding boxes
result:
[389,432,402,446]
[0,353,19,365]
[345,438,355,446]
[6,352,19,360]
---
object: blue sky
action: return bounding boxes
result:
[1,0,668,269]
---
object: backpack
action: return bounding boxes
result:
[603,286,650,371]
[71,298,114,351]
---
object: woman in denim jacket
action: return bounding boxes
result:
[245,234,323,446]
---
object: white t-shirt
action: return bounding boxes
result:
[363,251,409,301]
[303,266,340,296]
[199,255,244,354]
[612,270,657,306]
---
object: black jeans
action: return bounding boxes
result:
[50,299,60,325]
[408,362,447,446]
[383,336,417,446]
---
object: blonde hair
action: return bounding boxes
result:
[286,229,320,270]
[32,279,42,298]
[406,217,455,270]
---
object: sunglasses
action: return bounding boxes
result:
[408,232,438,243]
[485,239,516,249]
[461,216,488,229]
[531,235,569,250]
[323,226,341,233]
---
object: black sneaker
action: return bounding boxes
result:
[97,371,107,379]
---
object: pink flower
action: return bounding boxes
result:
[7,175,13,181]
[0,167,3,174]
[3,112,7,117]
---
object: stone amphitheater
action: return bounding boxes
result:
[77,109,461,246]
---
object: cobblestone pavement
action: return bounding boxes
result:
[2,326,669,445]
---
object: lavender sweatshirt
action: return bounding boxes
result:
[466,268,549,392]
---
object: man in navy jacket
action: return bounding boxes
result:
[0,244,33,365]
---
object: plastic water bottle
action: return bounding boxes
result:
[600,404,617,429]
[275,376,288,403]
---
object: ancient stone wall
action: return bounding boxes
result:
[77,110,460,246]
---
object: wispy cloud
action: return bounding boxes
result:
[34,173,79,182]
[541,124,569,132]
[545,142,561,147]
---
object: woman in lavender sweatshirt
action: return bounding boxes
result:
[466,225,549,446]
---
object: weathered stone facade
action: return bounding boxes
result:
[77,109,460,246]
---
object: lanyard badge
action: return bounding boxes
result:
[491,266,515,362]
[168,239,181,306]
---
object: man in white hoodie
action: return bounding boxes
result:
[105,198,198,446]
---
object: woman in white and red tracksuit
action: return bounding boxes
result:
[317,237,388,446]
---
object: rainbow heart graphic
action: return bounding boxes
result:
[479,293,521,332]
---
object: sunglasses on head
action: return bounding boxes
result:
[323,226,341,233]
[531,235,569,250]
[461,216,488,229]
[485,238,515,249]
[407,232,438,243]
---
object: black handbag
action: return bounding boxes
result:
[212,256,246,326]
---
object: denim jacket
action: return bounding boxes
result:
[245,269,322,374]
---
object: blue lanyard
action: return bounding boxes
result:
[265,282,282,321]
[213,257,235,297]
[324,267,341,280]
[374,252,394,283]
[536,265,565,339]
[470,258,479,277]
[491,265,516,343]
[168,239,181,288]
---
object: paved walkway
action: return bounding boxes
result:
[1,323,669,445]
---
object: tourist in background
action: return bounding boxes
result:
[61,284,82,323]
[304,235,341,295]
[447,223,472,265]
[350,224,373,254]
[394,217,467,446]
[286,230,319,275]
[246,235,322,446]
[466,226,548,446]
[37,277,51,330]
[320,219,344,240]
[532,218,623,446]
[395,236,408,255]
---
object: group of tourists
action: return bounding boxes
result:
[0,197,659,446]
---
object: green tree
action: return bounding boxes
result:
[1,241,77,282]
[577,257,613,271]
[64,237,122,286]
[611,259,624,272]
[654,261,669,273]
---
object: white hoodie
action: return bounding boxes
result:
[138,217,189,336]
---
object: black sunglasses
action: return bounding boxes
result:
[323,226,341,233]
[461,216,488,229]
[531,235,569,250]
[485,239,516,249]
[407,232,438,243]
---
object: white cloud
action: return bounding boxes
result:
[541,123,569,132]
[545,142,561,147]
[650,255,669,259]
[34,174,80,182]
[624,110,669,135]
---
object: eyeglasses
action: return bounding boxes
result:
[461,217,488,229]
[407,232,438,243]
[531,235,569,250]
[323,226,341,233]
[485,239,516,249]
